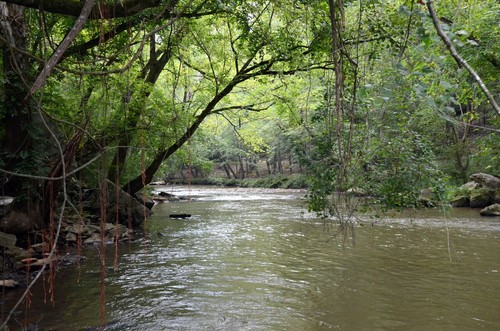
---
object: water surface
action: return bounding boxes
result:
[3,186,500,330]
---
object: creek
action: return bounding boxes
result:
[3,186,500,330]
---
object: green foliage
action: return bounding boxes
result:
[1,0,498,218]
[470,124,500,176]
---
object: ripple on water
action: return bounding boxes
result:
[8,187,500,331]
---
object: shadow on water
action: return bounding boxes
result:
[3,186,500,330]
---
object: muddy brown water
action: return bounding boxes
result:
[2,186,500,330]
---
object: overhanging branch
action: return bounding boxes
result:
[30,0,95,94]
[0,0,161,18]
[425,0,500,115]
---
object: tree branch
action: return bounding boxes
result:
[1,0,161,18]
[30,0,95,94]
[425,0,500,115]
[211,102,274,114]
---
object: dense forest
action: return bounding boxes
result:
[1,0,498,225]
[0,0,499,328]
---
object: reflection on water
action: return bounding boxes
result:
[3,186,500,330]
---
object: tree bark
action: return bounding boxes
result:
[327,0,345,181]
[0,0,161,18]
[0,3,31,197]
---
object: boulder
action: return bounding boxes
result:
[0,231,17,249]
[107,224,128,238]
[85,224,101,234]
[24,257,52,269]
[418,188,435,207]
[0,210,33,235]
[84,180,150,227]
[31,242,50,253]
[83,233,103,245]
[158,191,180,201]
[65,232,77,243]
[66,223,87,235]
[459,181,480,191]
[494,191,500,204]
[469,190,493,208]
[4,245,30,259]
[470,173,500,189]
[0,196,14,217]
[450,196,469,208]
[480,203,500,216]
[135,192,155,210]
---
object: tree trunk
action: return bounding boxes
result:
[222,164,231,179]
[108,48,174,180]
[0,0,162,19]
[123,72,245,195]
[0,4,31,198]
[227,163,237,179]
[266,159,272,175]
[238,155,245,179]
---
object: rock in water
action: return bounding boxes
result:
[469,190,493,208]
[450,196,469,207]
[480,203,500,216]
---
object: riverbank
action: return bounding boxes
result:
[157,174,309,189]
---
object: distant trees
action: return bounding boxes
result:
[175,0,500,212]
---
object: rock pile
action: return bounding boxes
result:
[451,173,500,216]
[1,218,132,289]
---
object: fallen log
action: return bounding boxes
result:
[169,214,191,219]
